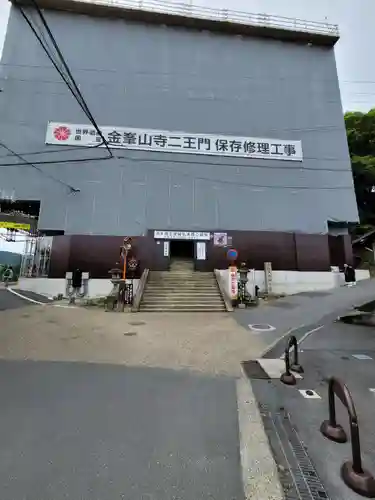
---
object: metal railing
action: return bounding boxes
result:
[74,0,339,37]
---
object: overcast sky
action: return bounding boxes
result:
[0,0,374,252]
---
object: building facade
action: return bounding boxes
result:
[0,0,358,277]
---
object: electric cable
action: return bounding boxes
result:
[0,141,80,193]
[13,1,112,160]
[26,0,112,157]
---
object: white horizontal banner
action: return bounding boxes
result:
[154,230,211,240]
[46,122,303,161]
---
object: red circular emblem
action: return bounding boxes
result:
[53,126,71,141]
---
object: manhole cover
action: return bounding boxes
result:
[248,323,275,332]
[128,321,146,326]
[241,360,270,380]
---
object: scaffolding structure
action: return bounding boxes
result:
[20,236,52,277]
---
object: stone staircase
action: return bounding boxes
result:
[140,259,226,312]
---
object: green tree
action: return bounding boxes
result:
[345,109,375,225]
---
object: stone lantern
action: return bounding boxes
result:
[238,262,249,308]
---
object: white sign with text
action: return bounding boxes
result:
[46,122,303,161]
[154,230,211,241]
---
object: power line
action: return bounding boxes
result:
[0,149,353,190]
[13,0,113,160]
[0,149,355,168]
[0,141,80,193]
[26,0,102,127]
[28,0,112,158]
[0,1,114,171]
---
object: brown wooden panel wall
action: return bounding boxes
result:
[48,230,337,277]
[200,230,296,271]
[295,233,330,271]
[68,235,124,278]
[49,235,71,278]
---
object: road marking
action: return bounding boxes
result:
[298,325,324,346]
[352,354,373,360]
[278,325,324,359]
[7,287,46,305]
[299,389,321,399]
[236,377,284,500]
[259,324,305,358]
[7,288,78,309]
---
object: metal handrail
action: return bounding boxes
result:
[74,0,339,37]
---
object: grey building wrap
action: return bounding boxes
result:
[0,2,358,239]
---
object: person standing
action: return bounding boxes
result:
[344,264,356,287]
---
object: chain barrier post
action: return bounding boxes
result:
[280,335,304,385]
[320,377,375,497]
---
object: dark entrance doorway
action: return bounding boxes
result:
[170,240,195,260]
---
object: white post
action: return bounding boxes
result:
[264,261,273,295]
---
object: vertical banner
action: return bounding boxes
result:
[229,266,238,299]
[196,241,206,260]
[163,241,170,257]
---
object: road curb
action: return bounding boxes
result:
[236,377,284,500]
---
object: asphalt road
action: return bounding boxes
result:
[0,360,245,500]
[250,319,375,500]
[0,289,35,311]
[0,288,53,310]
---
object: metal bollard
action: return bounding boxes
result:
[280,335,304,386]
[320,377,375,497]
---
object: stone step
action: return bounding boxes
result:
[141,265,225,312]
[149,276,216,280]
[150,277,214,282]
[148,282,217,287]
[146,282,218,287]
[143,297,223,305]
[140,305,226,312]
[147,283,218,288]
[145,287,219,292]
[169,266,195,272]
[144,292,222,298]
[150,274,215,280]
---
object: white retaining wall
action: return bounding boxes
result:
[216,269,371,297]
[16,269,370,301]
[16,278,139,299]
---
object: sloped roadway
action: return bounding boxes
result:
[0,288,246,500]
[0,288,36,311]
[249,316,375,500]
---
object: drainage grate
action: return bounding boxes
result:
[241,360,270,380]
[259,404,330,500]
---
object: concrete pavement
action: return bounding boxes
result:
[0,360,249,500]
[3,281,375,499]
[0,290,283,500]
[248,317,375,499]
[235,278,375,353]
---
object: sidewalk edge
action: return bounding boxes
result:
[236,377,284,500]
